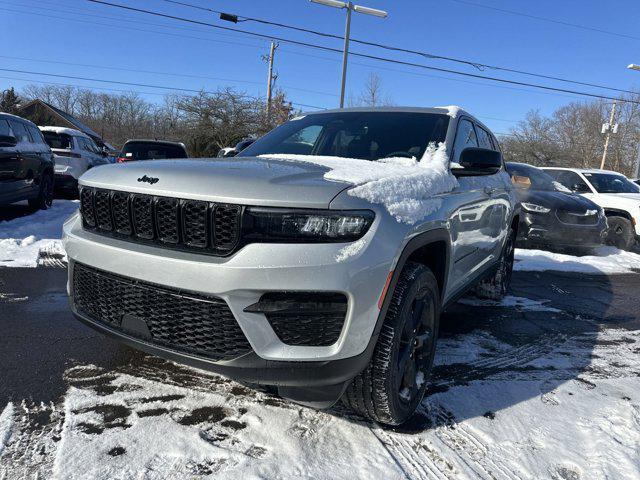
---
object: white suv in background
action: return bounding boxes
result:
[543,167,640,250]
[39,126,108,194]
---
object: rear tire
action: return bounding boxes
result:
[473,226,515,300]
[605,216,634,251]
[343,262,440,426]
[28,172,54,210]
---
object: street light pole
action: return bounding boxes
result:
[339,4,352,108]
[310,0,388,108]
[600,101,617,170]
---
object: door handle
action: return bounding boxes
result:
[484,186,497,195]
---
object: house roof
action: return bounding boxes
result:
[18,99,112,149]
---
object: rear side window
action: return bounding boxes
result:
[7,120,31,143]
[453,119,478,162]
[122,142,187,160]
[546,170,591,193]
[0,119,11,137]
[43,131,73,149]
[27,125,44,144]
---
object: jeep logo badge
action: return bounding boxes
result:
[137,175,159,185]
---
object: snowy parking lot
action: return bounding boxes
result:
[2,202,640,479]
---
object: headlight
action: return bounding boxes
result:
[521,203,550,213]
[244,208,374,242]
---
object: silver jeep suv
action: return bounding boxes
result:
[63,107,519,425]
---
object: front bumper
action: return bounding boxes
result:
[63,211,397,363]
[517,211,608,248]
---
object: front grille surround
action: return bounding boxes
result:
[72,262,252,361]
[555,209,599,226]
[80,187,242,256]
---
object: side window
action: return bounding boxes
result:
[549,170,591,193]
[27,125,44,145]
[0,119,11,137]
[7,120,31,143]
[476,125,494,150]
[453,119,478,162]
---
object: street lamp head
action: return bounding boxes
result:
[628,64,640,72]
[353,5,388,17]
[310,0,348,9]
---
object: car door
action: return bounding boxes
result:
[0,118,21,200]
[6,118,39,196]
[447,118,504,295]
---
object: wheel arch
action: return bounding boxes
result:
[604,208,633,221]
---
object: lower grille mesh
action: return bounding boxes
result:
[72,263,252,361]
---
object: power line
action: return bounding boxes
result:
[8,3,632,104]
[0,54,338,98]
[0,67,327,110]
[83,0,640,105]
[2,5,552,105]
[448,0,640,42]
[153,0,638,96]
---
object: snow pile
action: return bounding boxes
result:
[515,247,640,274]
[0,201,78,267]
[0,402,14,457]
[261,142,458,224]
[459,295,561,312]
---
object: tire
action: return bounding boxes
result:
[28,172,54,210]
[473,226,516,301]
[605,216,634,251]
[343,262,440,426]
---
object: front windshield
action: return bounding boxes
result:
[238,111,450,161]
[583,172,640,194]
[506,163,563,192]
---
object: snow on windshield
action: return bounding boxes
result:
[260,142,458,224]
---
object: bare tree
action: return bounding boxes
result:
[350,73,393,107]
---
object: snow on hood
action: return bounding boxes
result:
[260,142,458,224]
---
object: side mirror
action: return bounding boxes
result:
[453,147,502,177]
[0,134,18,148]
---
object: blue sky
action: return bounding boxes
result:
[2,0,640,134]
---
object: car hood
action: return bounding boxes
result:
[79,157,351,208]
[518,189,599,212]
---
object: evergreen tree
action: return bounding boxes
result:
[0,87,21,115]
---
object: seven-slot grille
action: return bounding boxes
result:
[72,262,253,361]
[80,187,242,255]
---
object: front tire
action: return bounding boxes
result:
[343,262,440,426]
[606,216,634,251]
[29,172,54,210]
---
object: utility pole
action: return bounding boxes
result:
[310,0,387,108]
[265,41,278,119]
[600,101,618,169]
[634,142,640,179]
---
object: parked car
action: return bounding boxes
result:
[64,107,518,425]
[217,138,256,158]
[0,113,54,209]
[505,162,607,251]
[116,139,188,162]
[543,167,640,250]
[40,126,109,194]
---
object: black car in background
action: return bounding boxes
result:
[117,139,188,163]
[505,162,607,251]
[0,113,55,210]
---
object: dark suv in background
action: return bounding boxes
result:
[116,139,188,163]
[0,113,55,209]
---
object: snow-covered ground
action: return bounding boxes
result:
[515,246,640,274]
[2,320,639,479]
[0,201,77,267]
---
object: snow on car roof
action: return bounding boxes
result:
[38,126,90,138]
